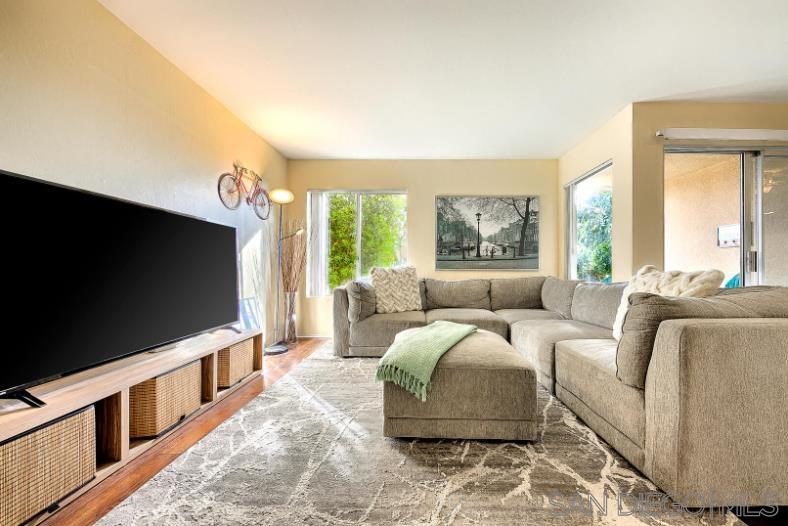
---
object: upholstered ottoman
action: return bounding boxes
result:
[383,329,538,441]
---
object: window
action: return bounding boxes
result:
[307,191,408,296]
[566,162,613,282]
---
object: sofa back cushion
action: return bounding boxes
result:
[541,277,580,319]
[418,279,428,310]
[424,278,491,310]
[490,277,545,310]
[346,281,377,323]
[616,286,788,388]
[571,282,626,329]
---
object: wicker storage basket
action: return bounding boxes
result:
[218,338,254,388]
[0,407,96,526]
[129,361,201,438]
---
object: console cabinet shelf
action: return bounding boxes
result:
[0,328,262,526]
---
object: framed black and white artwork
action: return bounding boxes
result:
[435,195,539,270]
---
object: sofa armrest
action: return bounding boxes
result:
[645,318,788,506]
[333,286,351,357]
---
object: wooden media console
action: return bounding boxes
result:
[0,328,263,526]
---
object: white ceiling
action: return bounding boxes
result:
[100,0,788,159]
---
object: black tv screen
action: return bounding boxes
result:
[0,170,239,397]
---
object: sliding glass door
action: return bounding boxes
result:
[664,149,788,287]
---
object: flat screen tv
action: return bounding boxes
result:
[0,169,239,407]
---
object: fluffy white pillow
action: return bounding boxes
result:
[370,266,422,313]
[612,265,724,340]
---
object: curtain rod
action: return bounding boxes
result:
[656,128,788,141]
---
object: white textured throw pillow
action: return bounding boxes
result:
[612,265,724,340]
[370,266,422,314]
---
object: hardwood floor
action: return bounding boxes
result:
[41,337,327,526]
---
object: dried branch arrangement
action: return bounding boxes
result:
[280,218,308,342]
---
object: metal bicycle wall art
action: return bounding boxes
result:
[435,195,539,270]
[217,162,272,220]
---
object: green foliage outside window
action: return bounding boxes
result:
[576,190,612,282]
[327,192,407,290]
[360,194,407,276]
[327,193,357,290]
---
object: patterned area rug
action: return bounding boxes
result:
[98,343,741,525]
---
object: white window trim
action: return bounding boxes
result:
[306,189,408,297]
[564,160,612,280]
[306,191,329,297]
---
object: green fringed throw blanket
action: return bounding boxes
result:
[375,320,477,401]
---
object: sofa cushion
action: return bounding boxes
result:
[370,266,422,313]
[541,277,580,319]
[571,282,626,329]
[426,308,507,339]
[418,279,428,310]
[346,280,377,323]
[617,286,788,388]
[494,309,563,325]
[510,319,613,392]
[555,339,645,447]
[424,279,491,310]
[349,311,427,347]
[489,277,545,310]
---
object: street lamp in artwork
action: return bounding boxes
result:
[475,212,482,258]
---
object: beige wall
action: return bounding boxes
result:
[289,160,559,336]
[664,154,740,282]
[632,101,788,271]
[0,0,288,343]
[558,105,633,281]
[559,102,788,281]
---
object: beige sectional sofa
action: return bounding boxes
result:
[332,276,788,507]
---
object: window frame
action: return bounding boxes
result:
[565,160,613,280]
[306,189,408,297]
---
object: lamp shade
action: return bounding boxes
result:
[269,188,295,205]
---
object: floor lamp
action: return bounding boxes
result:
[265,188,299,355]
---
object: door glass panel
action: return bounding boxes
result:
[664,153,741,287]
[761,156,788,285]
[742,153,758,287]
